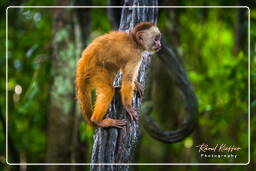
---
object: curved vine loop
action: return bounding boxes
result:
[142,40,198,143]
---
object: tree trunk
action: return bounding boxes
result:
[90,1,158,171]
[75,0,91,47]
[45,1,84,170]
[107,0,122,29]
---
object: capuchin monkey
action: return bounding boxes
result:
[75,22,161,128]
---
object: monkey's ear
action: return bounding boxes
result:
[136,31,144,44]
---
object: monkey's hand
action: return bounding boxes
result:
[134,81,144,97]
[125,105,138,121]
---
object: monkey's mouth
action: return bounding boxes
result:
[152,46,161,52]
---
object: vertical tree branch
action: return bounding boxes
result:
[90,1,158,170]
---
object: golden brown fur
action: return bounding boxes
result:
[75,22,161,128]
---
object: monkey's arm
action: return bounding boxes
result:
[115,81,144,97]
[121,60,142,121]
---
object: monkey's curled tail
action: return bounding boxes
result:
[76,75,93,125]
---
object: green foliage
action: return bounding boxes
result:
[88,8,111,42]
[179,8,249,163]
[80,121,94,141]
[150,7,250,166]
[0,1,254,169]
[1,6,52,164]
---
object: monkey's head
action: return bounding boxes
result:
[131,22,161,53]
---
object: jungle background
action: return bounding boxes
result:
[0,0,255,171]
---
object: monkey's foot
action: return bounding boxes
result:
[134,81,144,97]
[125,106,138,121]
[94,119,127,128]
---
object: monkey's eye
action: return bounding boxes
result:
[154,35,160,41]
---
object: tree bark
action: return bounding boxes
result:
[90,1,158,170]
[91,1,198,169]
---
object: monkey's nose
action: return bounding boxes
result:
[157,42,161,49]
[156,44,161,50]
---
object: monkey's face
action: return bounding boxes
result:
[138,26,161,53]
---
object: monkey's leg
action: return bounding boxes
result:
[121,80,138,121]
[90,78,126,128]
